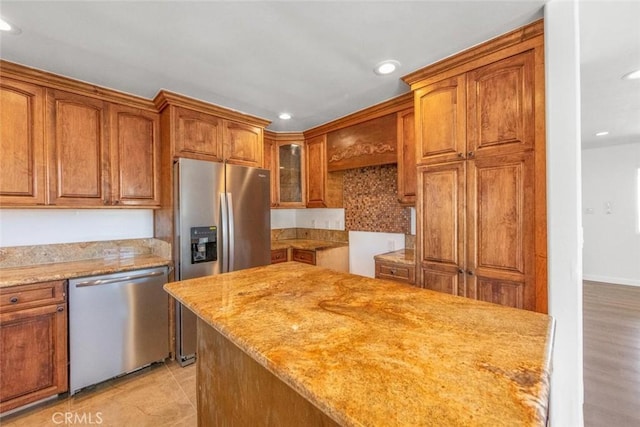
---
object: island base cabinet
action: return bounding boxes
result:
[197,318,339,427]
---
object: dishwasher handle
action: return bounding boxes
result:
[74,270,166,288]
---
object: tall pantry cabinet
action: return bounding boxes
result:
[403,20,547,313]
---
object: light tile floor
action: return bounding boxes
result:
[1,360,196,427]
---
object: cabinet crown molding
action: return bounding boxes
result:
[402,19,544,87]
[153,90,271,128]
[0,60,156,111]
[303,92,413,139]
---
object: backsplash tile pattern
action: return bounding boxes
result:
[343,165,411,234]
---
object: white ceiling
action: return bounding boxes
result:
[0,1,637,148]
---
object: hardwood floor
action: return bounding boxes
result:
[583,280,640,427]
[0,360,196,426]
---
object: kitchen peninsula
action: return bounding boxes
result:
[164,262,554,426]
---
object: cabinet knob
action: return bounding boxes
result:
[57,306,65,312]
[10,296,18,304]
[467,270,474,276]
[467,151,475,158]
[390,269,396,275]
[457,268,464,274]
[114,200,120,205]
[457,152,464,158]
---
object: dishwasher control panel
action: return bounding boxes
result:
[190,226,217,264]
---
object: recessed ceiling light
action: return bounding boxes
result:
[0,17,21,35]
[278,113,291,120]
[595,131,609,136]
[374,60,400,76]
[622,69,640,80]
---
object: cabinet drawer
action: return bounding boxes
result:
[292,249,316,265]
[0,281,66,312]
[375,261,416,285]
[271,249,288,264]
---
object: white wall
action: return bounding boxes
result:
[0,209,154,247]
[270,208,345,230]
[582,142,640,286]
[349,231,405,277]
[545,1,584,425]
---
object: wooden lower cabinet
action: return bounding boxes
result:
[0,281,68,413]
[375,260,416,285]
[271,249,288,264]
[287,247,349,273]
[292,249,316,265]
[417,152,536,311]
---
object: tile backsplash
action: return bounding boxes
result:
[343,165,411,234]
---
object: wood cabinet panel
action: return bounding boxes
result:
[467,51,535,157]
[223,121,263,167]
[110,105,160,206]
[46,89,109,206]
[0,78,46,206]
[466,152,535,309]
[292,249,316,265]
[271,248,288,264]
[422,268,462,296]
[418,162,466,296]
[175,106,223,161]
[306,135,327,208]
[415,75,466,165]
[326,113,397,171]
[375,260,415,285]
[263,133,278,207]
[0,281,67,413]
[306,134,342,208]
[397,109,416,205]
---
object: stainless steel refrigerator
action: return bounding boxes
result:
[174,158,271,365]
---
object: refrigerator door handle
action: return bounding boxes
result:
[227,192,235,271]
[220,192,229,273]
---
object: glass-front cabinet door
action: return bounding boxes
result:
[277,140,305,207]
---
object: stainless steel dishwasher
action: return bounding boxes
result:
[69,266,169,395]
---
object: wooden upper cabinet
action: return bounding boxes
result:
[415,75,466,165]
[110,105,160,207]
[277,139,305,207]
[306,135,327,208]
[397,108,416,205]
[223,121,263,167]
[263,133,277,207]
[174,106,223,161]
[0,78,46,206]
[467,51,535,157]
[46,89,109,207]
[466,152,535,310]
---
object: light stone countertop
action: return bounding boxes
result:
[374,248,415,265]
[0,255,172,287]
[165,261,554,427]
[271,239,349,251]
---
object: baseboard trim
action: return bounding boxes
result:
[583,274,640,287]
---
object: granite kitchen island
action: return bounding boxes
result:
[164,262,554,427]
